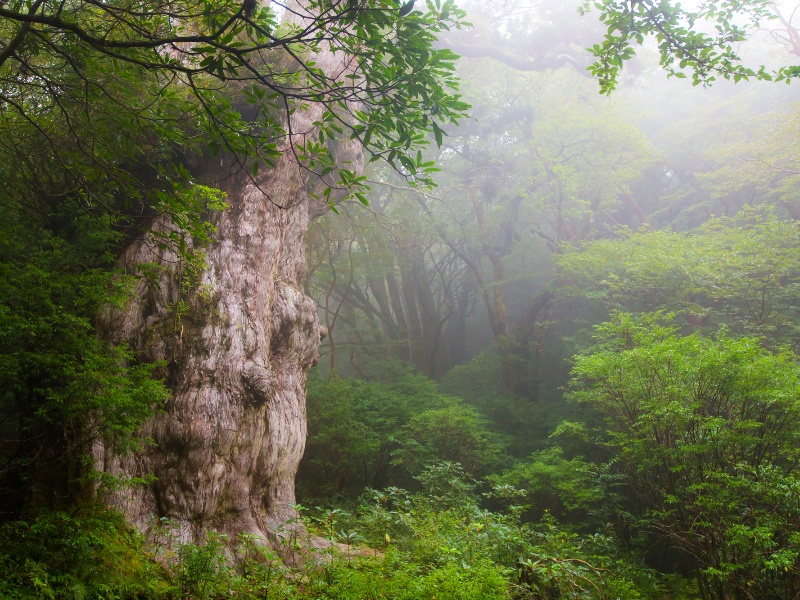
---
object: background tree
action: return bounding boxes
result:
[568,312,800,598]
[557,209,800,348]
[299,372,502,499]
[309,62,658,397]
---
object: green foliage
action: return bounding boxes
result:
[438,349,509,405]
[0,510,296,599]
[403,404,502,474]
[557,209,800,348]
[0,0,470,203]
[0,508,172,599]
[300,372,503,499]
[300,554,511,600]
[490,448,607,525]
[0,202,170,513]
[0,468,666,599]
[320,462,661,599]
[515,514,662,600]
[439,346,581,458]
[585,0,798,93]
[568,312,800,598]
[176,534,232,599]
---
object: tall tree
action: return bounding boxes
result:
[0,0,470,548]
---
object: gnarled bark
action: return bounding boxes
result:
[95,169,316,548]
[94,43,363,550]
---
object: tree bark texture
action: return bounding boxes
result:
[94,47,362,549]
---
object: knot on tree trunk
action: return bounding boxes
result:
[242,362,277,405]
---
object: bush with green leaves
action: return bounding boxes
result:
[557,209,800,348]
[439,347,582,459]
[0,508,172,599]
[312,462,662,599]
[568,312,800,599]
[299,552,511,600]
[489,448,608,526]
[300,373,504,499]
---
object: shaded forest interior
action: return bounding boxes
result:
[3,0,800,598]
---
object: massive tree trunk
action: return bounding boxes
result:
[94,45,362,549]
[95,167,316,548]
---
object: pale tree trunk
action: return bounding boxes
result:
[94,21,362,551]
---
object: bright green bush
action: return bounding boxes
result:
[568,312,800,598]
[312,462,661,599]
[489,447,608,525]
[301,555,510,600]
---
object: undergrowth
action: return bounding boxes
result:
[0,464,684,599]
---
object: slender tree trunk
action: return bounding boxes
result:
[446,282,473,365]
[400,257,424,362]
[386,272,411,361]
[507,289,554,399]
[409,253,438,376]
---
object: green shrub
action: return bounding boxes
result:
[312,462,661,599]
[300,373,504,499]
[569,312,800,598]
[0,508,172,599]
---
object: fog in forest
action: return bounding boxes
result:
[299,1,800,596]
[307,0,800,384]
[3,0,800,597]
